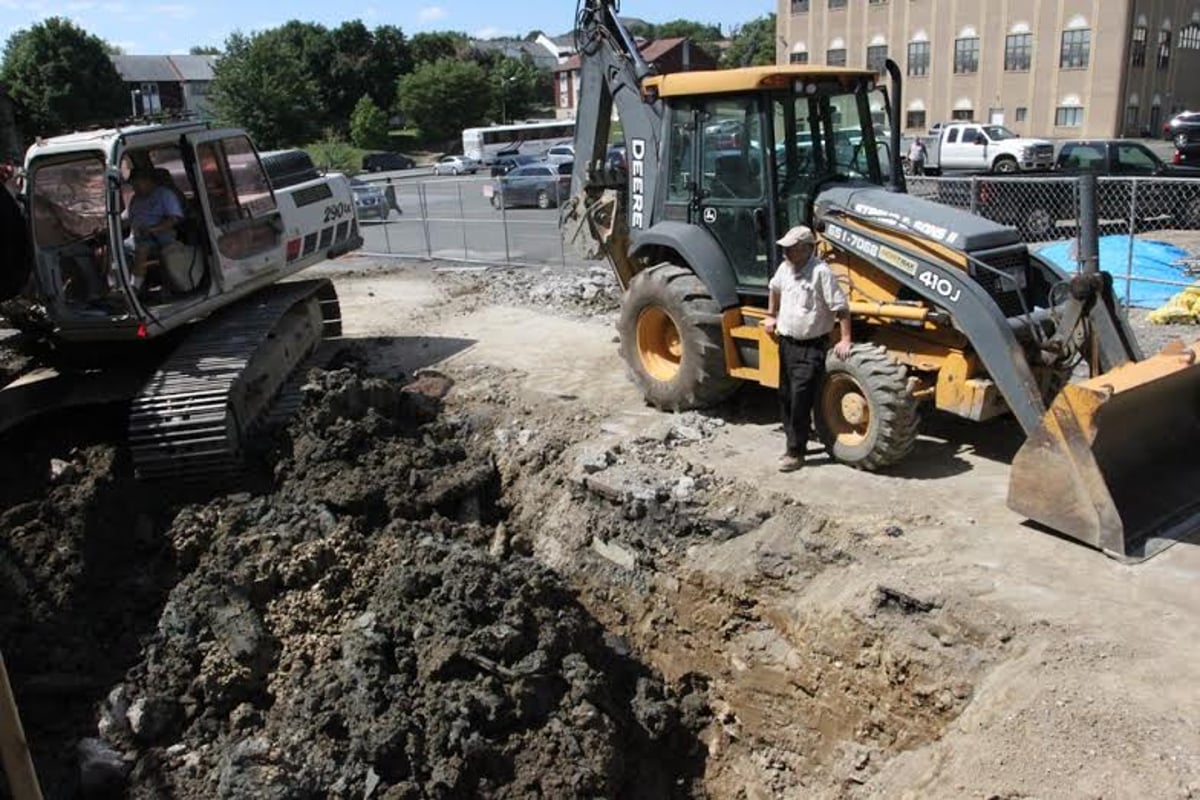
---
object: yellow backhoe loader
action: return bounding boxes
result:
[564,0,1200,559]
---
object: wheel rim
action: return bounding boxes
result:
[821,373,872,447]
[636,306,683,381]
[996,160,1017,173]
[537,191,549,208]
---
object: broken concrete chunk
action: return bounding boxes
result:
[577,448,614,475]
[591,537,638,570]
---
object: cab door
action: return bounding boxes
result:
[184,130,283,291]
[694,96,773,289]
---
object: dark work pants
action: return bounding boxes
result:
[779,336,827,456]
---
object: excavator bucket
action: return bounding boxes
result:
[1008,341,1200,560]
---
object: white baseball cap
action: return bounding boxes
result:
[776,225,815,247]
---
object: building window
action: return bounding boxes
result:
[1060,29,1091,68]
[907,41,930,76]
[1131,25,1147,67]
[868,0,888,4]
[905,110,926,130]
[951,108,973,121]
[954,37,979,74]
[1181,24,1200,50]
[1055,106,1083,127]
[826,48,847,66]
[1004,33,1032,71]
[790,51,809,64]
[1158,30,1171,70]
[1124,104,1140,132]
[866,45,888,72]
[791,0,810,13]
[829,0,846,8]
[1015,107,1027,122]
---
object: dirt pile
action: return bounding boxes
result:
[1,366,708,799]
[0,331,33,385]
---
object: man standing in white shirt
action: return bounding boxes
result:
[763,225,852,472]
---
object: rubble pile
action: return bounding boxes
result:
[0,367,707,799]
[442,266,620,317]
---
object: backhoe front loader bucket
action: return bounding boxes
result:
[1008,341,1200,560]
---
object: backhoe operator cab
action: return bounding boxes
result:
[12,122,359,343]
[657,69,893,292]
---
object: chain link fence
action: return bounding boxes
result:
[348,172,585,269]
[908,174,1200,305]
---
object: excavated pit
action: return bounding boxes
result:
[0,364,708,799]
[1,350,1007,799]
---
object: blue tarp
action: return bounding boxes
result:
[1036,236,1192,309]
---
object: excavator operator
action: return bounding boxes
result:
[125,166,183,293]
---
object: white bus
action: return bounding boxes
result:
[462,120,576,164]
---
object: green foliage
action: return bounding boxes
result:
[349,95,389,149]
[189,45,221,55]
[306,132,361,174]
[410,31,469,65]
[488,55,551,124]
[397,58,492,143]
[0,17,127,134]
[211,20,414,145]
[627,18,723,42]
[722,13,776,68]
[210,28,325,148]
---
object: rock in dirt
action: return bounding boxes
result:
[875,585,938,615]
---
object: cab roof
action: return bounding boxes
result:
[643,65,878,97]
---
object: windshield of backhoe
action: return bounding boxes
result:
[773,86,890,229]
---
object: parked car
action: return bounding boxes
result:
[1164,111,1200,141]
[433,155,479,176]
[606,144,627,171]
[486,162,572,209]
[350,177,391,222]
[544,144,575,165]
[361,151,416,172]
[915,123,1055,174]
[491,153,540,178]
[930,139,1200,239]
[1175,140,1200,167]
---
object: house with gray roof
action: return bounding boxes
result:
[109,54,218,119]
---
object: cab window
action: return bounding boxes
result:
[699,98,764,201]
[667,105,695,203]
[946,128,959,144]
[196,136,279,260]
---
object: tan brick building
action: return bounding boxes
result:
[777,0,1200,138]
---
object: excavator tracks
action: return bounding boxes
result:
[128,279,341,482]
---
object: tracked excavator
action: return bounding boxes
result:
[563,0,1200,560]
[0,121,361,480]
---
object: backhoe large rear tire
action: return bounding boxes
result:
[815,343,919,471]
[618,263,740,410]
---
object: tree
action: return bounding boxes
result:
[210,29,325,148]
[722,13,776,68]
[326,21,377,126]
[0,17,127,134]
[368,25,413,109]
[487,55,549,124]
[409,31,468,65]
[397,58,492,143]
[655,19,723,42]
[189,45,221,55]
[349,95,389,149]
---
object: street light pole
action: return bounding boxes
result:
[130,88,141,118]
[500,75,517,125]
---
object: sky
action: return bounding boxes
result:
[0,0,767,55]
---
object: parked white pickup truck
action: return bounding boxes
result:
[911,123,1055,175]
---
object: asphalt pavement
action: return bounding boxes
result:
[350,172,582,267]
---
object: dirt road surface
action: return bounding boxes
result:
[3,256,1199,799]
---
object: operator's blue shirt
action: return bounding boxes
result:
[129,185,183,245]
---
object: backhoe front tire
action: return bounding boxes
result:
[815,344,919,471]
[618,263,740,411]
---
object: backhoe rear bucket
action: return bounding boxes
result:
[1008,341,1200,560]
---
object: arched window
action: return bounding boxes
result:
[1180,24,1200,49]
[1131,22,1148,66]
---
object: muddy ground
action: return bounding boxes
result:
[3,258,1200,799]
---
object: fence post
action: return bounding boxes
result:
[969,176,978,216]
[420,181,432,259]
[457,181,469,261]
[499,177,511,265]
[558,180,567,268]
[1125,179,1138,307]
